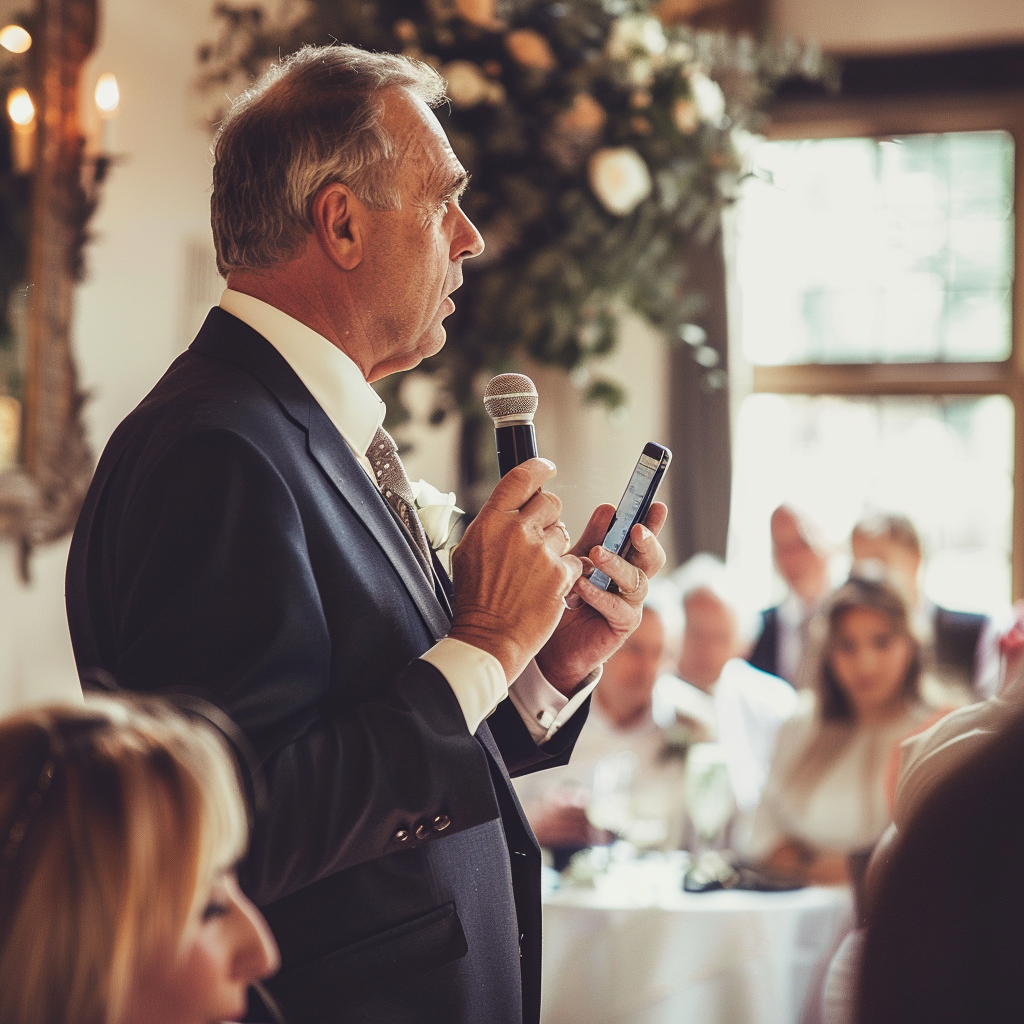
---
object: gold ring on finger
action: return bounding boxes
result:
[621,566,643,596]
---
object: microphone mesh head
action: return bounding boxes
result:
[483,373,538,424]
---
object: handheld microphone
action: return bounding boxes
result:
[483,374,539,477]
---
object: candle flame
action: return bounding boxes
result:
[95,72,119,115]
[7,88,34,127]
[0,25,31,53]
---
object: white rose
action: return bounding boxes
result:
[443,60,491,108]
[606,15,667,61]
[689,71,726,127]
[411,479,464,552]
[588,147,653,217]
[730,127,761,172]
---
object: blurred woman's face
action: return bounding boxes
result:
[828,607,913,721]
[122,869,279,1024]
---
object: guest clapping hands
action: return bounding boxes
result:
[0,698,278,1024]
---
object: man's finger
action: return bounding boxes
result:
[521,488,563,529]
[642,501,668,538]
[571,503,616,558]
[627,517,668,579]
[483,458,557,513]
[571,574,640,626]
[543,521,572,557]
[559,554,584,597]
[589,545,649,602]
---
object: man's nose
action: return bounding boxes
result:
[453,205,485,261]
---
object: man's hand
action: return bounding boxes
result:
[449,459,582,683]
[536,501,668,696]
[530,789,611,850]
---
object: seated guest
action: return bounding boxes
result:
[748,565,943,884]
[748,504,832,686]
[659,556,798,819]
[0,697,279,1024]
[851,512,996,696]
[857,704,1024,1024]
[513,589,691,860]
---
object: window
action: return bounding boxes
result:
[728,96,1023,610]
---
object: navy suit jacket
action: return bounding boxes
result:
[748,606,781,679]
[65,307,590,1024]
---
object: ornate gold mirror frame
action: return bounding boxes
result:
[0,0,98,580]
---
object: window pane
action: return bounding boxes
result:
[727,394,1013,615]
[737,131,1015,365]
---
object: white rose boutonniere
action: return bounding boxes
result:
[411,479,464,574]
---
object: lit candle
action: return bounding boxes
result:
[0,25,31,53]
[7,87,35,173]
[94,72,119,153]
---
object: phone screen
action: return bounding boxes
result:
[589,445,669,591]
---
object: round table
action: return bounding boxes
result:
[540,866,853,1024]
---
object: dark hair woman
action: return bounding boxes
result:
[747,564,948,885]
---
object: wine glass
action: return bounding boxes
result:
[586,750,637,838]
[684,743,735,853]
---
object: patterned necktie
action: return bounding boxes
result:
[367,426,434,582]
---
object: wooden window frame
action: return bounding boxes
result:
[749,91,1024,600]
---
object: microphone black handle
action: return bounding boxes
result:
[495,423,538,477]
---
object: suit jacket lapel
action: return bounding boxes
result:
[191,308,451,642]
[306,404,451,640]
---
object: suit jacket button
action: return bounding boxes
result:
[433,814,451,832]
[415,823,431,841]
[395,829,411,842]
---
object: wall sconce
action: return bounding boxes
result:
[7,86,35,173]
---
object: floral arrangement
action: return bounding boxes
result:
[199,0,830,484]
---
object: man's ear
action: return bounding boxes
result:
[312,183,364,271]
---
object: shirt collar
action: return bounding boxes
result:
[219,288,385,457]
[779,591,815,627]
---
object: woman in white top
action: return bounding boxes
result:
[749,564,942,885]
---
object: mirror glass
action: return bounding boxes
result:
[0,6,35,473]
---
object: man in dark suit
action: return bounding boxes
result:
[64,46,667,1024]
[747,504,830,685]
[851,513,991,694]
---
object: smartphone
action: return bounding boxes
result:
[588,442,672,591]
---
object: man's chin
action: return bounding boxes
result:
[368,328,447,381]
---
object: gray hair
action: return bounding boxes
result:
[670,553,760,646]
[643,579,684,642]
[211,44,447,276]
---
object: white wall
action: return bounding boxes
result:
[771,0,1024,54]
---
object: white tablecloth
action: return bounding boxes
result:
[541,873,853,1024]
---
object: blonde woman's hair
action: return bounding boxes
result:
[787,563,924,794]
[0,696,248,1024]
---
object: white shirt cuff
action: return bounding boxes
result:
[420,638,508,735]
[508,660,602,744]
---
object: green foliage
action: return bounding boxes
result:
[199,0,832,417]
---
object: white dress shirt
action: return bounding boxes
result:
[219,289,597,740]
